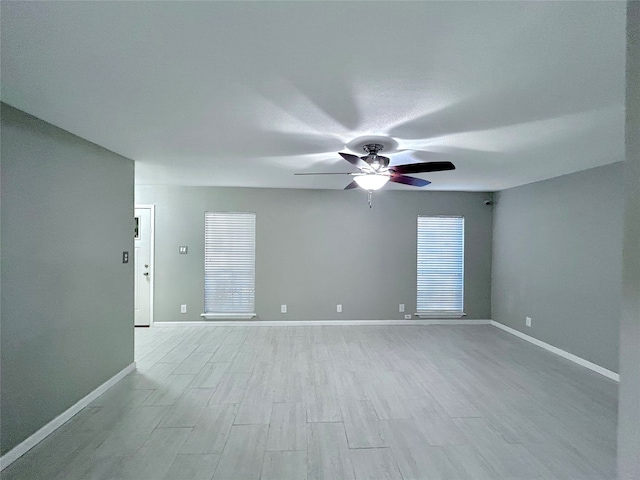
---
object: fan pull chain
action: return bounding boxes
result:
[368,190,373,208]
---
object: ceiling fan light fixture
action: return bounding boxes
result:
[354,174,390,191]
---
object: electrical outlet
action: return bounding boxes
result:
[399,304,405,312]
[281,304,287,313]
[180,304,187,314]
[337,304,342,313]
[526,316,532,327]
[404,314,412,320]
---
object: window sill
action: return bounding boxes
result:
[200,313,257,320]
[416,312,466,319]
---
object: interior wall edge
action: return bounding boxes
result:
[0,362,136,471]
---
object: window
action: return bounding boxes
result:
[417,216,464,317]
[203,212,256,319]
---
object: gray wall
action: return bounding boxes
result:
[492,163,623,373]
[135,186,493,322]
[0,104,135,455]
[618,2,640,477]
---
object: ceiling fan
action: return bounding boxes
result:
[295,143,455,193]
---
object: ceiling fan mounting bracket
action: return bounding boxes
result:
[363,143,384,155]
[346,136,398,155]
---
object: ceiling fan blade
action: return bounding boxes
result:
[391,161,455,175]
[390,174,431,187]
[294,172,352,175]
[339,152,368,168]
[344,181,359,190]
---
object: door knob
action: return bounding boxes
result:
[143,272,149,276]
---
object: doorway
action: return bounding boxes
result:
[134,205,155,326]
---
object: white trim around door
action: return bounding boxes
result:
[135,204,155,326]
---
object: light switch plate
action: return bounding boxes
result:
[179,246,188,254]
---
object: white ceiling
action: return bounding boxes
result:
[1,1,626,191]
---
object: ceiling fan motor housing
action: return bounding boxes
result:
[362,144,389,168]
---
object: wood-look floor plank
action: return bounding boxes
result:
[235,371,276,424]
[261,451,307,480]
[381,419,437,480]
[51,455,125,480]
[349,448,403,480]
[474,442,559,479]
[158,344,198,364]
[106,405,170,435]
[89,382,156,408]
[142,374,196,406]
[272,371,306,403]
[208,373,251,404]
[305,384,343,423]
[523,441,613,480]
[190,362,231,388]
[340,399,387,448]
[163,453,220,480]
[307,422,354,480]
[212,424,268,480]
[8,429,109,480]
[91,430,148,458]
[364,384,412,420]
[172,351,214,375]
[439,445,500,480]
[208,343,240,363]
[118,427,192,480]
[408,409,468,446]
[227,351,259,374]
[427,380,483,418]
[452,417,509,445]
[235,400,273,425]
[267,402,307,451]
[181,403,238,455]
[159,388,215,428]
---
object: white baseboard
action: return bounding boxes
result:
[490,321,619,382]
[200,313,257,320]
[0,362,136,471]
[154,319,492,327]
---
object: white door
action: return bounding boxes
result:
[134,207,153,326]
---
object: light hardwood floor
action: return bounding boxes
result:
[2,325,617,479]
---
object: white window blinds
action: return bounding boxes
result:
[204,212,256,316]
[417,216,464,316]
